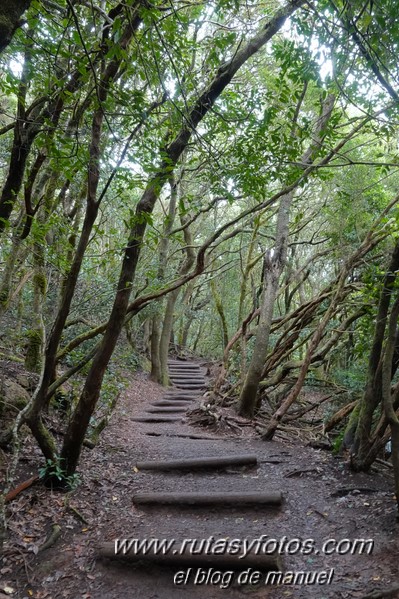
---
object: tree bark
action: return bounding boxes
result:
[350,239,399,469]
[150,176,178,383]
[0,0,31,54]
[238,93,335,418]
[159,208,196,383]
[381,290,399,513]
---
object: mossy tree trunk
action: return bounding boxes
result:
[348,239,399,470]
[150,176,177,383]
[178,280,196,348]
[159,207,195,384]
[24,166,54,374]
[381,288,399,514]
[0,232,26,320]
[0,0,31,54]
[238,199,291,418]
[210,279,229,352]
[238,93,335,419]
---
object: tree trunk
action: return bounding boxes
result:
[381,291,399,513]
[350,239,399,469]
[0,1,31,54]
[238,224,289,418]
[159,222,196,383]
[24,258,46,374]
[0,232,25,319]
[238,93,335,418]
[210,279,229,351]
[149,313,163,382]
[25,13,141,458]
[150,176,178,383]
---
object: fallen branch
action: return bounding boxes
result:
[5,475,39,503]
[323,400,357,433]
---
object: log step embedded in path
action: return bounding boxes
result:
[101,358,286,582]
[132,491,283,507]
[168,367,201,372]
[151,400,194,407]
[131,416,183,423]
[99,541,282,571]
[170,374,205,384]
[98,540,282,572]
[163,392,199,399]
[145,407,188,414]
[171,377,206,387]
[134,454,258,471]
[174,383,205,389]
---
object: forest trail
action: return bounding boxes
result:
[2,361,399,599]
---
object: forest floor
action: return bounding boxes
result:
[1,362,399,599]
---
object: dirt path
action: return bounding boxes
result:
[2,361,399,599]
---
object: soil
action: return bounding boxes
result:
[1,361,399,599]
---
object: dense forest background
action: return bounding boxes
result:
[1,0,399,519]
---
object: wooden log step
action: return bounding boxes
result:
[169,370,201,375]
[132,491,283,507]
[169,371,201,376]
[168,366,200,370]
[168,360,197,364]
[145,432,228,441]
[175,384,205,389]
[168,366,201,371]
[169,374,205,380]
[162,397,197,402]
[170,379,206,385]
[164,389,198,401]
[131,416,183,423]
[98,541,282,571]
[173,380,205,385]
[135,454,258,471]
[164,390,199,395]
[145,407,188,414]
[163,394,198,400]
[170,379,204,384]
[151,400,194,407]
[170,372,204,376]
